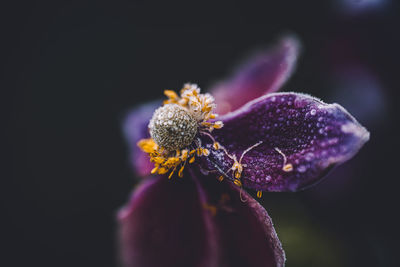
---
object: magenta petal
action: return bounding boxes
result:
[203,92,369,192]
[118,176,219,267]
[123,100,161,176]
[210,36,300,114]
[193,171,285,267]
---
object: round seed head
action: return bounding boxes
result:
[149,104,198,151]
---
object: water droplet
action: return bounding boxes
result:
[310,109,316,115]
[297,165,307,173]
[305,152,314,161]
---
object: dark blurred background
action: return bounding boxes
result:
[3,0,399,266]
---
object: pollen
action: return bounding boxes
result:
[149,104,198,151]
[138,83,223,178]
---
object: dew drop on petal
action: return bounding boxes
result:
[297,165,307,173]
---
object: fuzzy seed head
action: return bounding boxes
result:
[149,104,198,151]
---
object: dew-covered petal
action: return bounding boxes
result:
[202,92,370,192]
[210,36,300,114]
[193,170,285,267]
[118,176,219,267]
[123,100,161,176]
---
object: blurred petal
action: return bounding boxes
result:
[210,36,300,114]
[202,92,369,192]
[123,100,161,176]
[118,176,219,267]
[193,170,285,267]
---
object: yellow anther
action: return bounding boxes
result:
[283,163,293,172]
[138,84,225,176]
[164,90,178,100]
[152,157,165,164]
[232,161,243,173]
[213,142,220,150]
[151,166,159,174]
[178,165,185,178]
[232,161,240,170]
[234,171,242,179]
[181,149,188,161]
[137,138,157,153]
[234,179,242,187]
[218,175,224,182]
[201,122,213,127]
[257,191,262,198]
[213,121,223,129]
[158,167,168,174]
[178,98,189,106]
[164,157,180,165]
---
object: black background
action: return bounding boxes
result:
[3,0,400,266]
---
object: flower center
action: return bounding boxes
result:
[137,83,224,179]
[149,104,198,151]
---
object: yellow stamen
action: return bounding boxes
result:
[151,166,159,174]
[213,121,223,129]
[201,122,213,127]
[257,191,262,198]
[234,179,242,187]
[164,157,180,165]
[164,89,178,100]
[235,171,242,179]
[178,165,185,178]
[137,84,224,178]
[137,138,157,153]
[158,167,168,174]
[218,175,224,182]
[283,163,293,172]
[181,149,188,161]
[213,142,220,150]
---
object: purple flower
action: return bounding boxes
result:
[119,37,369,267]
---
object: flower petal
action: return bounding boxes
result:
[210,36,300,114]
[193,169,285,267]
[202,92,370,192]
[123,100,161,176]
[118,176,219,267]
